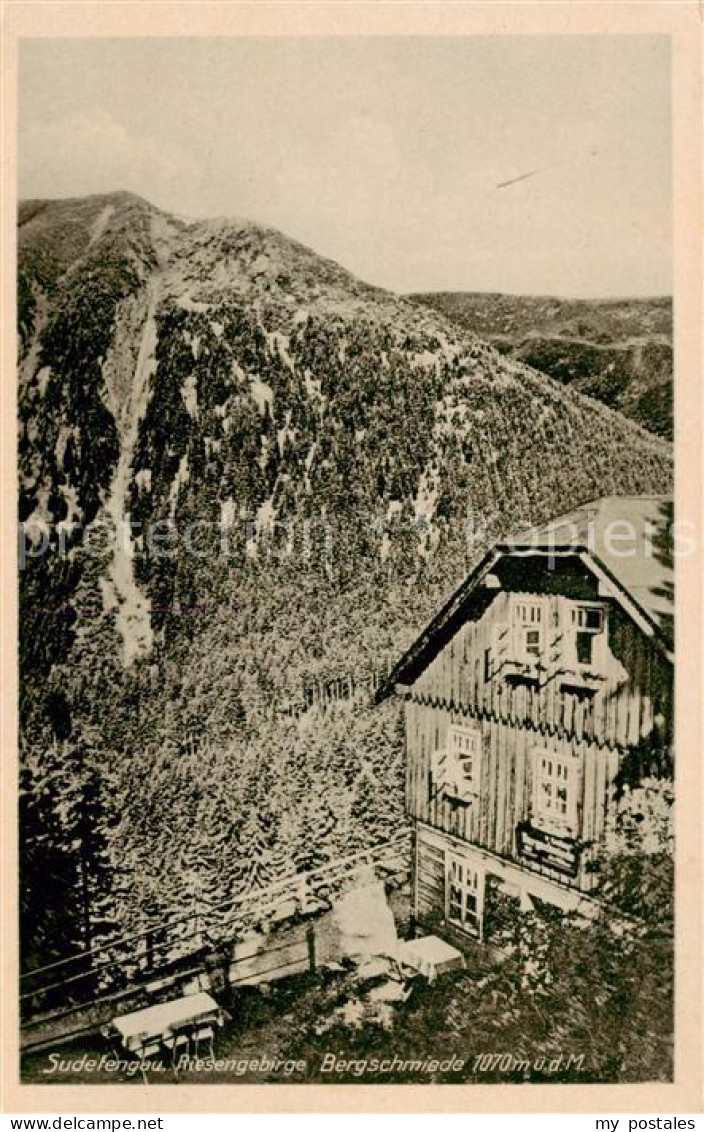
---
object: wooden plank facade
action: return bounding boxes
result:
[386,505,673,941]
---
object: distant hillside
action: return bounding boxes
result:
[18,193,673,967]
[409,292,673,439]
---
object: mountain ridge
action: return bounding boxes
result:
[18,192,672,963]
[409,290,673,439]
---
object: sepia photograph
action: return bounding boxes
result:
[6,17,699,1110]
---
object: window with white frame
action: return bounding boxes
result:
[512,597,544,664]
[571,603,606,667]
[532,749,580,836]
[430,723,483,803]
[446,853,484,935]
[448,723,482,796]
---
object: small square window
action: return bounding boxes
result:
[572,605,604,632]
[524,628,541,657]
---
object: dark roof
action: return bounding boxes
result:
[503,496,673,632]
[379,495,673,700]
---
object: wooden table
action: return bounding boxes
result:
[395,936,465,984]
[113,991,221,1059]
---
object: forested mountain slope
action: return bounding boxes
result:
[410,291,673,439]
[18,193,672,968]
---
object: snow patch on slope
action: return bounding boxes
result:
[89,205,115,247]
[304,371,324,402]
[250,378,273,414]
[305,442,317,472]
[245,495,278,557]
[220,496,236,529]
[37,367,52,396]
[266,329,294,370]
[56,482,81,537]
[413,467,438,521]
[168,454,190,516]
[177,293,210,314]
[104,285,159,666]
[182,372,198,418]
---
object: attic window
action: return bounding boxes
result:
[573,606,604,631]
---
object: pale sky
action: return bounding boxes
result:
[19,37,671,297]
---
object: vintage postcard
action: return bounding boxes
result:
[1,0,701,1116]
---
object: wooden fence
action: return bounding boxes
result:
[19,831,410,1052]
[280,666,390,717]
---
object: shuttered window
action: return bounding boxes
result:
[532,749,580,836]
[512,597,544,662]
[448,723,482,796]
[430,724,483,803]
